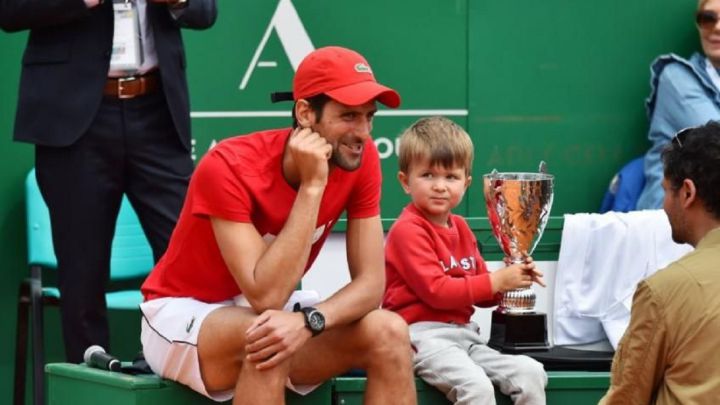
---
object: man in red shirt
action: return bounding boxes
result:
[140,46,416,404]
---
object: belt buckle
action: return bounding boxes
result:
[117,76,138,99]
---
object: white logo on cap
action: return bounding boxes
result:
[354,63,372,74]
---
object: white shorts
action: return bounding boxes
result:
[140,291,322,401]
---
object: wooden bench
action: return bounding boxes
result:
[46,363,610,405]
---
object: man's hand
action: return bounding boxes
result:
[245,310,312,370]
[490,256,545,294]
[149,0,189,10]
[287,127,332,189]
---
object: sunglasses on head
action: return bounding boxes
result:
[672,127,694,148]
[696,10,720,30]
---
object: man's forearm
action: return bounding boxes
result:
[316,273,384,330]
[315,216,386,329]
[247,185,325,311]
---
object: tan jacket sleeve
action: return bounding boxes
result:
[599,281,669,404]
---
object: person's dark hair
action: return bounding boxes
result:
[292,93,331,128]
[662,120,720,218]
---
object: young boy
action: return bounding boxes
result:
[383,116,547,405]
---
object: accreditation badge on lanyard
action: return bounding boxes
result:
[110,0,143,72]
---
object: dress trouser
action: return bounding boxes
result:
[35,88,193,363]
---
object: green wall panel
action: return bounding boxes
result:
[467,0,698,215]
[0,29,35,404]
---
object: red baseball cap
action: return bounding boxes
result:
[291,46,401,108]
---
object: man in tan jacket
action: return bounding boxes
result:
[600,120,720,404]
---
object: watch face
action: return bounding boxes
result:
[308,311,325,332]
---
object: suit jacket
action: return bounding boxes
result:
[0,0,217,150]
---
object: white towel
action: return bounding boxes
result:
[553,210,691,349]
[233,290,321,312]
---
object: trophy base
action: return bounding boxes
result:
[488,310,549,353]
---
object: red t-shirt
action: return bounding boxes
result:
[382,204,501,325]
[142,128,381,302]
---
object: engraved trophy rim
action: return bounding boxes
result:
[482,172,555,181]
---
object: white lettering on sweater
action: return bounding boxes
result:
[440,256,476,272]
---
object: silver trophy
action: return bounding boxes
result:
[483,161,554,352]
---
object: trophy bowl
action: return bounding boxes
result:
[482,164,554,352]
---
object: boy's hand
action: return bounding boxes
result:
[490,256,545,294]
[522,256,546,287]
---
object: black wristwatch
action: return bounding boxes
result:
[293,303,325,337]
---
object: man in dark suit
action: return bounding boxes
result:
[0,0,217,363]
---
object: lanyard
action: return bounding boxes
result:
[110,0,143,73]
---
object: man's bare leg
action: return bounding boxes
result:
[233,358,290,405]
[196,307,416,405]
[197,306,290,405]
[290,309,417,405]
[357,311,416,405]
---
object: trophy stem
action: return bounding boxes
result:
[498,287,536,314]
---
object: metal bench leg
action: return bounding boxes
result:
[30,266,45,405]
[14,281,30,405]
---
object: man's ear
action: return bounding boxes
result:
[465,175,472,190]
[295,99,315,128]
[398,171,410,194]
[681,178,697,208]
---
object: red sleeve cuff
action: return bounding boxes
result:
[467,273,495,303]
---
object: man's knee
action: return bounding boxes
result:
[360,310,412,360]
[243,355,292,385]
[367,310,410,341]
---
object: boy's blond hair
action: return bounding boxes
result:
[397,116,474,175]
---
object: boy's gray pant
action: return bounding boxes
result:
[410,322,547,405]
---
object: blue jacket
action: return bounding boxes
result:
[600,156,645,213]
[636,52,720,209]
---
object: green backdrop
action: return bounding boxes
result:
[0,0,698,402]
